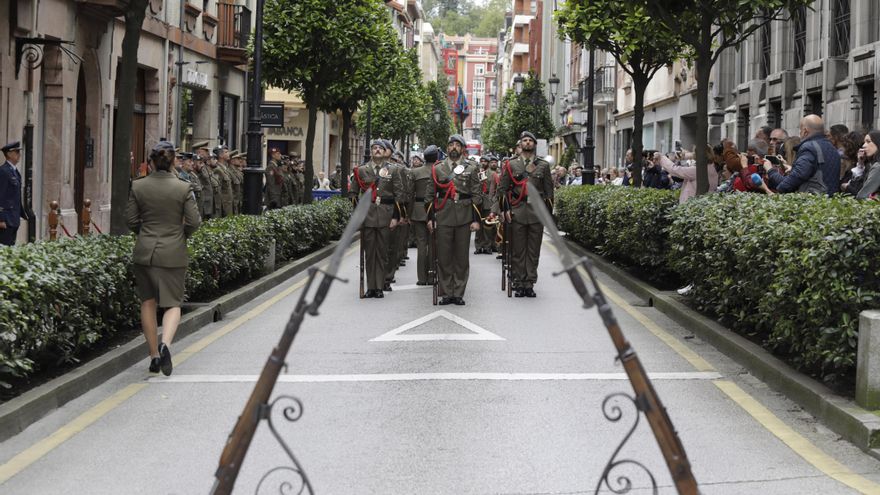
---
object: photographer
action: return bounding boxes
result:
[642,150,670,189]
[656,147,719,203]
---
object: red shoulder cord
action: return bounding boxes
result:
[504,159,528,207]
[431,163,456,211]
[353,167,377,202]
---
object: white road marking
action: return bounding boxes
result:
[388,284,432,292]
[149,371,723,383]
[370,310,505,342]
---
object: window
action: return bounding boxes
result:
[760,11,772,78]
[769,101,783,129]
[793,6,806,69]
[475,64,485,76]
[807,92,823,117]
[473,79,485,126]
[859,82,875,131]
[831,0,850,56]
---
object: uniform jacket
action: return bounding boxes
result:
[0,161,25,229]
[197,166,215,216]
[499,155,554,225]
[351,160,406,228]
[126,170,201,267]
[265,160,284,207]
[426,157,481,227]
[410,165,433,222]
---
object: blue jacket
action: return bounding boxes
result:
[0,161,25,229]
[767,133,840,196]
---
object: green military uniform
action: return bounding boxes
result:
[410,151,435,285]
[426,136,481,304]
[384,161,411,288]
[293,168,305,204]
[352,145,406,298]
[281,166,295,206]
[216,161,234,216]
[265,158,284,209]
[229,152,243,214]
[475,160,496,254]
[499,134,553,297]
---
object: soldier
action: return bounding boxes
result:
[329,164,343,190]
[293,159,306,204]
[184,154,203,216]
[486,154,502,255]
[499,131,554,298]
[213,146,234,216]
[265,148,284,209]
[474,155,495,254]
[282,160,295,206]
[426,134,482,305]
[193,141,216,219]
[410,146,436,286]
[351,140,406,298]
[229,150,243,214]
[382,140,404,290]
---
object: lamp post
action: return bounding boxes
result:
[243,0,266,215]
[582,48,595,186]
[362,99,372,164]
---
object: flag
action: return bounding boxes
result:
[453,84,470,120]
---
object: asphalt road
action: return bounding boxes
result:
[2,235,880,494]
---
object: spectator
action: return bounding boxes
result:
[765,115,840,196]
[642,153,671,189]
[316,171,330,190]
[838,131,865,191]
[568,166,583,185]
[781,136,801,165]
[828,124,850,155]
[755,125,773,143]
[657,147,720,203]
[767,128,789,156]
[855,130,880,199]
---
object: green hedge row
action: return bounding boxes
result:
[556,186,880,382]
[0,198,352,388]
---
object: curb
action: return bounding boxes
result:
[566,239,880,460]
[0,240,347,443]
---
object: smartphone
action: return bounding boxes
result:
[765,155,781,165]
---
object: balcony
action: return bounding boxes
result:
[594,65,615,105]
[216,2,251,66]
[74,0,132,18]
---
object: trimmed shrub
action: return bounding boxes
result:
[0,198,352,388]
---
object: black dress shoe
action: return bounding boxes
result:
[375,290,384,298]
[365,289,375,298]
[439,297,453,305]
[496,254,503,259]
[416,281,427,286]
[149,357,161,373]
[158,343,173,376]
[384,283,393,291]
[453,297,465,305]
[514,289,525,298]
[404,255,410,260]
[525,288,536,298]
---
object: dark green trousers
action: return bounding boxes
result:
[436,223,471,298]
[363,226,390,290]
[413,221,431,284]
[509,221,543,289]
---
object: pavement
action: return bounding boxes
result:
[1,236,880,494]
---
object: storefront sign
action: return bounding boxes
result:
[266,126,305,136]
[183,69,208,88]
[260,103,285,128]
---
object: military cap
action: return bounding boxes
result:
[393,150,405,161]
[520,131,537,142]
[370,139,385,149]
[153,140,176,153]
[479,155,488,162]
[448,134,466,147]
[423,145,439,163]
[183,152,194,159]
[270,147,281,154]
[288,150,301,158]
[1,141,21,153]
[213,144,228,156]
[192,140,210,150]
[381,139,394,151]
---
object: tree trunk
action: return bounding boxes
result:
[303,98,318,204]
[110,0,149,234]
[631,75,648,188]
[340,107,353,195]
[694,17,714,195]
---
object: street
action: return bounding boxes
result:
[1,237,880,494]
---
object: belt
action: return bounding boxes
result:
[379,197,396,205]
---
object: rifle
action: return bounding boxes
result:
[430,221,439,305]
[211,192,371,495]
[359,226,366,299]
[527,194,698,495]
[505,213,512,298]
[499,220,506,292]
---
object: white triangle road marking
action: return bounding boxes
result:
[370,310,505,342]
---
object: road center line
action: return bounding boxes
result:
[149,371,724,383]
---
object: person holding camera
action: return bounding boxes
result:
[655,147,719,203]
[127,141,202,375]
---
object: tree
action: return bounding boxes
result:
[263,0,390,203]
[556,0,685,187]
[357,49,428,147]
[110,0,150,234]
[417,77,454,148]
[647,0,813,194]
[507,73,554,147]
[319,1,399,194]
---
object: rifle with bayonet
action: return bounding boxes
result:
[211,192,372,495]
[527,194,698,495]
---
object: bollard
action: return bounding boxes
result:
[857,310,880,409]
[263,239,276,274]
[48,200,59,241]
[82,199,91,235]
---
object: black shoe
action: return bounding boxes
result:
[496,254,503,259]
[514,289,525,298]
[399,261,406,267]
[158,343,173,376]
[375,290,384,298]
[365,289,376,298]
[525,288,536,298]
[384,283,392,291]
[453,297,465,305]
[404,255,410,260]
[474,249,481,254]
[416,281,427,286]
[439,297,453,305]
[149,357,161,373]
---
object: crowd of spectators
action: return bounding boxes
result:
[553,114,880,203]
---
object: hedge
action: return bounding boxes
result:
[556,186,880,382]
[0,198,352,388]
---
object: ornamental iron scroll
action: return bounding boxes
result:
[594,393,659,495]
[254,396,313,495]
[15,37,82,79]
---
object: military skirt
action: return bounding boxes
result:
[133,264,187,308]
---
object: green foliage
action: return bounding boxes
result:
[559,146,577,170]
[417,76,454,148]
[357,49,428,143]
[0,199,352,388]
[482,74,554,153]
[557,187,880,382]
[428,0,507,37]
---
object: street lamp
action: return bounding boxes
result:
[433,108,441,123]
[513,75,525,96]
[243,0,266,215]
[548,75,560,104]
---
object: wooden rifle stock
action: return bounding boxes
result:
[359,228,365,299]
[430,223,439,305]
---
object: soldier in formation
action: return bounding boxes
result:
[410,146,437,286]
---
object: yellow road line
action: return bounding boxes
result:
[0,247,354,486]
[0,383,147,484]
[715,380,880,494]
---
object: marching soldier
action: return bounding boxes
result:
[475,155,495,254]
[499,131,554,298]
[265,148,285,209]
[351,140,406,298]
[426,134,481,305]
[411,146,436,285]
[214,146,234,216]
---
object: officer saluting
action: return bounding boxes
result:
[426,134,481,305]
[499,131,553,297]
[351,140,406,298]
